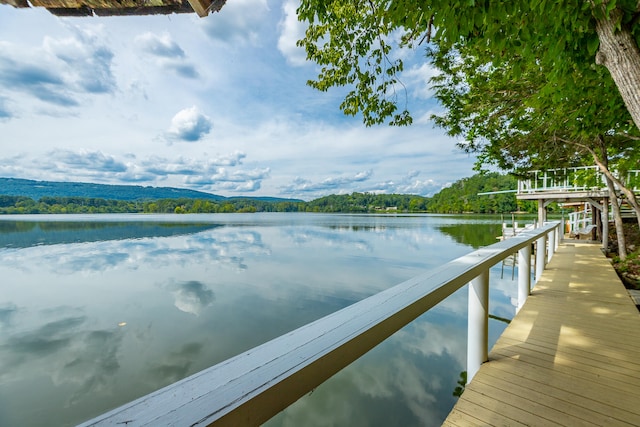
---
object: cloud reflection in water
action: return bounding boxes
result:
[170,280,215,316]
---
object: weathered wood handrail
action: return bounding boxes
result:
[78,221,562,427]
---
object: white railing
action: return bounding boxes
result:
[627,169,640,192]
[79,222,562,427]
[501,221,536,240]
[517,166,640,194]
[567,204,593,235]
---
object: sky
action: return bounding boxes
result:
[0,0,477,201]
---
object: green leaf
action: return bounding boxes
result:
[587,35,600,55]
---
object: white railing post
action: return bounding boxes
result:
[517,244,531,312]
[556,223,562,247]
[535,234,546,280]
[547,228,556,263]
[467,271,489,382]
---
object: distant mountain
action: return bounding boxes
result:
[0,177,302,203]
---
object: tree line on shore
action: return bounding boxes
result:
[0,173,537,215]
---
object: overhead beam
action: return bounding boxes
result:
[517,190,609,201]
[585,197,603,211]
[187,0,225,17]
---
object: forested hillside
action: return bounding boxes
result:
[0,177,300,203]
[427,173,534,214]
[305,193,428,213]
[0,173,529,214]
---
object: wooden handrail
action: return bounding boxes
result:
[79,222,562,427]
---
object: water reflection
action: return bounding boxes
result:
[282,227,373,252]
[0,220,221,248]
[58,329,124,405]
[0,214,517,427]
[0,228,268,275]
[0,303,17,329]
[2,316,87,369]
[266,299,468,427]
[147,342,204,384]
[170,281,215,316]
[436,222,502,248]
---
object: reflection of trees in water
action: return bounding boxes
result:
[0,221,221,249]
[453,371,467,397]
[436,223,503,248]
[0,221,37,233]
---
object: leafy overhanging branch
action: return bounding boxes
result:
[297,0,640,131]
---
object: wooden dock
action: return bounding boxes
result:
[443,242,640,426]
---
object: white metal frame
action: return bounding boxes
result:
[80,222,562,427]
[517,167,640,194]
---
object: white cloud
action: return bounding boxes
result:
[0,96,12,120]
[366,171,441,196]
[0,25,115,114]
[135,32,186,58]
[0,149,268,192]
[43,25,116,95]
[277,0,308,66]
[281,170,373,195]
[166,106,212,142]
[135,32,199,79]
[43,149,128,173]
[185,166,270,193]
[200,0,269,46]
[403,63,440,100]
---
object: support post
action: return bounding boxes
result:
[547,228,556,263]
[537,199,546,227]
[555,223,560,251]
[535,234,546,281]
[517,245,531,312]
[602,197,609,252]
[467,271,489,382]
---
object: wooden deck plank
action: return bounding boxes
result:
[484,350,640,417]
[479,360,640,425]
[448,393,531,427]
[464,378,602,427]
[443,242,640,426]
[497,335,640,374]
[492,338,640,381]
[487,347,640,400]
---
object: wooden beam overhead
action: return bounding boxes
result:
[0,0,225,16]
[187,0,225,17]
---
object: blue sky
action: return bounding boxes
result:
[0,0,477,200]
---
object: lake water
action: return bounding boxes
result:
[0,213,524,426]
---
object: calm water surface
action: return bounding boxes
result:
[0,213,524,426]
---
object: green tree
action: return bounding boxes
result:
[426,39,640,256]
[298,0,640,131]
[427,173,529,214]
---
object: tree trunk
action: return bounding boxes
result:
[597,138,627,260]
[594,7,640,132]
[582,136,640,229]
[606,176,627,260]
[591,153,640,227]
